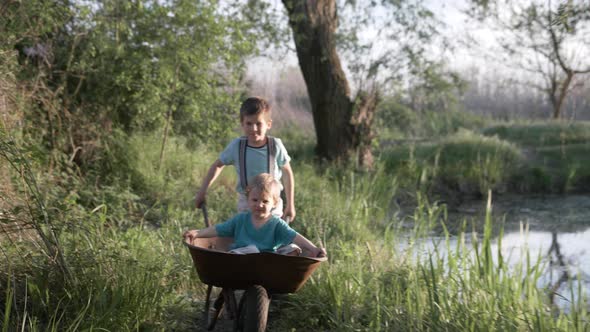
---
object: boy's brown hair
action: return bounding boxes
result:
[245,173,281,203]
[239,97,271,121]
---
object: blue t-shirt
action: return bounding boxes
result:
[214,212,297,252]
[219,137,291,194]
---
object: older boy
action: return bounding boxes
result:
[185,174,325,257]
[195,97,296,221]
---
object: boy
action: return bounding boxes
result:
[184,174,325,257]
[195,97,296,221]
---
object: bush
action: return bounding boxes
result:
[483,121,590,146]
[382,130,523,196]
[376,99,489,140]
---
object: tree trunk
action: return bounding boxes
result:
[282,0,377,168]
[551,70,574,119]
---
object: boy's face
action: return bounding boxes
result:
[241,113,272,146]
[247,188,276,221]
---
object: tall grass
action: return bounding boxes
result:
[2,129,588,331]
[278,188,589,331]
[0,132,206,331]
[483,121,590,147]
[381,130,523,196]
[483,121,590,193]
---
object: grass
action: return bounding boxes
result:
[482,121,590,147]
[276,191,589,331]
[381,130,523,197]
[501,143,590,194]
[1,128,589,331]
[380,121,590,196]
[376,101,489,141]
[482,121,590,193]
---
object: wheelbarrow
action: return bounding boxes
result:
[184,205,326,331]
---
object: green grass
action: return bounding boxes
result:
[381,130,523,196]
[528,143,590,193]
[276,191,589,331]
[482,122,590,193]
[1,129,589,331]
[483,121,590,147]
[376,101,489,141]
[380,122,590,195]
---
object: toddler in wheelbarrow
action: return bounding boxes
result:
[183,173,327,332]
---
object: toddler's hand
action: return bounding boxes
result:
[183,229,199,243]
[315,247,327,258]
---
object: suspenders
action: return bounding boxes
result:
[238,136,276,191]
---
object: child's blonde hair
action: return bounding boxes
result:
[246,173,281,203]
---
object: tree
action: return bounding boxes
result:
[6,0,257,171]
[281,0,375,167]
[71,0,256,162]
[466,0,590,119]
[279,0,443,168]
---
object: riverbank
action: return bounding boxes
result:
[381,121,590,207]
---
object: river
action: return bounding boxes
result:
[415,194,590,311]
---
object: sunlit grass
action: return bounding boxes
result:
[381,130,523,196]
[2,129,588,331]
[278,192,588,331]
[483,121,590,147]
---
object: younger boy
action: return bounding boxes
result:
[195,97,296,221]
[184,174,325,257]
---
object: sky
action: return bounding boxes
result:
[248,0,589,99]
[248,0,497,83]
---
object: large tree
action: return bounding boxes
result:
[277,0,441,168]
[466,0,590,119]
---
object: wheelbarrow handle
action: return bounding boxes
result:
[202,203,211,228]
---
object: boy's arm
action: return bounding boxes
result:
[195,159,225,208]
[292,234,326,258]
[183,226,219,244]
[281,162,296,222]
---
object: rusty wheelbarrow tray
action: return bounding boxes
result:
[184,237,326,294]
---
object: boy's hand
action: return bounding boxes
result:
[283,204,296,223]
[183,230,199,244]
[194,190,206,209]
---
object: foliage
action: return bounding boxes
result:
[381,130,523,196]
[281,192,589,331]
[2,128,589,331]
[1,0,257,176]
[2,1,590,331]
[483,121,590,146]
[335,0,446,95]
[483,121,590,192]
[376,97,489,140]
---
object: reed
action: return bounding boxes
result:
[277,181,589,331]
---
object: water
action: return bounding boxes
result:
[419,195,590,310]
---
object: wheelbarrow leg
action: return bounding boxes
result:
[204,285,224,331]
[223,289,238,321]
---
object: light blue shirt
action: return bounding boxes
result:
[214,212,297,252]
[219,137,291,194]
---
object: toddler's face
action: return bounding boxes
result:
[247,188,276,221]
[241,113,271,146]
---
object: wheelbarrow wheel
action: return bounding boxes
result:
[240,285,269,332]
